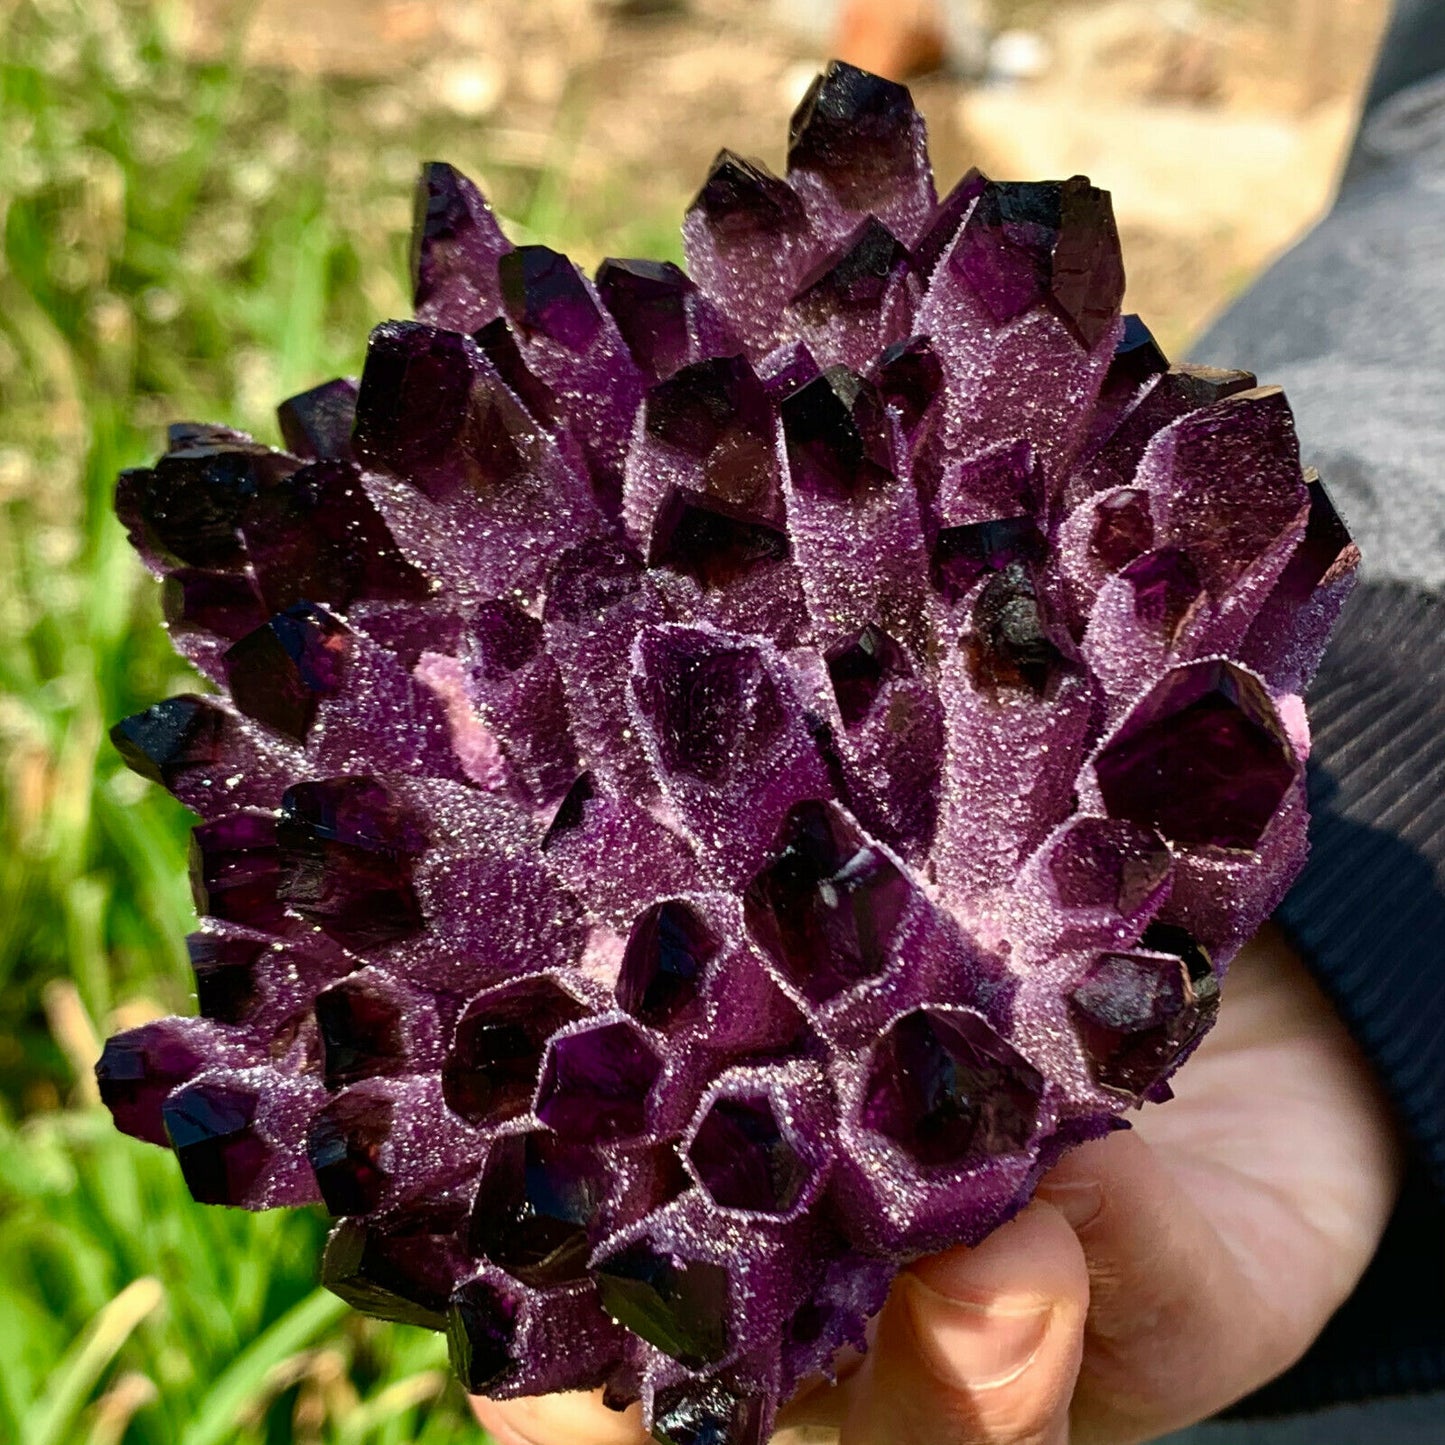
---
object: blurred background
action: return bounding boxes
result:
[0,1,1394,1441]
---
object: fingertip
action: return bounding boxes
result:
[843,1202,1087,1445]
[910,1199,1091,1318]
[471,1390,648,1445]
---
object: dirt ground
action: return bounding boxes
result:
[182,0,1392,354]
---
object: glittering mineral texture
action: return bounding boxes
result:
[99,60,1354,1444]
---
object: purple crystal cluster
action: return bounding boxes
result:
[99,62,1357,1444]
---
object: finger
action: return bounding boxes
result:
[1038,1129,1286,1445]
[472,1389,647,1445]
[1042,932,1403,1445]
[841,1200,1088,1445]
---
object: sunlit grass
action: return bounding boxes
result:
[0,0,683,1436]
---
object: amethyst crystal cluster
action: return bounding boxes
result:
[99,62,1356,1444]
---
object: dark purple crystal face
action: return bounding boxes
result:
[873,335,941,436]
[617,900,720,1028]
[691,150,804,240]
[597,258,695,378]
[788,217,909,324]
[122,437,293,570]
[353,321,535,500]
[1046,818,1172,916]
[1121,547,1203,639]
[652,1381,767,1445]
[469,1130,608,1288]
[863,1009,1043,1168]
[102,59,1347,1445]
[410,160,511,332]
[780,366,893,499]
[542,539,644,624]
[188,933,266,1024]
[241,459,427,614]
[188,812,284,930]
[1111,313,1169,387]
[323,1201,472,1330]
[932,517,1047,603]
[952,177,1124,346]
[634,629,784,784]
[645,349,773,468]
[1095,660,1298,850]
[96,1024,212,1147]
[963,563,1068,695]
[110,696,227,789]
[164,569,267,640]
[223,603,350,742]
[163,1079,271,1206]
[744,801,910,1004]
[448,1276,521,1393]
[535,1019,663,1142]
[308,1088,394,1216]
[276,777,425,948]
[277,376,358,461]
[787,60,920,213]
[687,1092,811,1215]
[1140,920,1215,985]
[825,623,910,727]
[1285,477,1359,595]
[442,977,587,1126]
[500,245,603,352]
[1091,489,1154,571]
[650,495,790,590]
[315,973,410,1089]
[1068,949,1218,1098]
[595,1243,732,1369]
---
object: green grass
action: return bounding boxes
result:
[0,0,681,1437]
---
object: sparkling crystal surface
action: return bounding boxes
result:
[1094,660,1299,850]
[101,62,1348,1445]
[744,801,910,1004]
[863,1009,1043,1167]
[536,1019,663,1141]
[595,1244,732,1368]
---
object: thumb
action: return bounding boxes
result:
[841,1201,1089,1445]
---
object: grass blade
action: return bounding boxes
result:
[179,1287,349,1445]
[22,1276,164,1445]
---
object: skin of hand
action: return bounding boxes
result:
[472,924,1404,1445]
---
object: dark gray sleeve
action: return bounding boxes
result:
[1192,69,1445,595]
[1189,20,1445,1416]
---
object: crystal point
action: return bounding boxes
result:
[443,978,587,1126]
[595,1244,732,1368]
[863,1009,1042,1167]
[223,602,349,741]
[535,1019,662,1141]
[617,899,719,1027]
[689,1094,808,1214]
[952,177,1123,346]
[744,801,909,1004]
[1095,660,1297,850]
[691,150,805,238]
[277,377,358,462]
[500,245,603,352]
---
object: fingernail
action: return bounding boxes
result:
[902,1274,1053,1390]
[1036,1178,1103,1231]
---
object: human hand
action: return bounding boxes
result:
[472,924,1403,1445]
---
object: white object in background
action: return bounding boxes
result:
[988,29,1052,86]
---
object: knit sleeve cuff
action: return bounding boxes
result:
[1276,581,1445,1192]
[1228,580,1445,1416]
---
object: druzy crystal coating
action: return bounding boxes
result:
[100,61,1353,1444]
